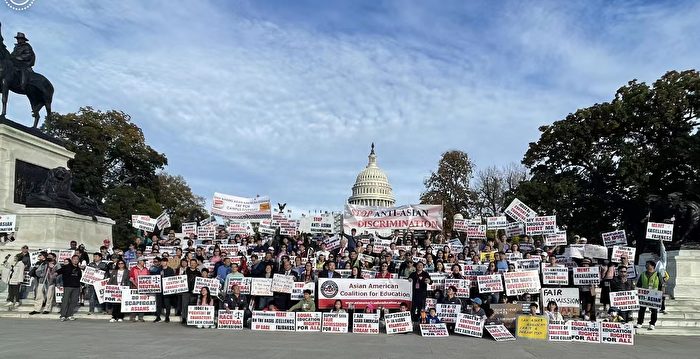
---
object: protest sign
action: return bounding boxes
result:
[570,320,601,343]
[516,315,548,340]
[251,311,296,331]
[425,298,437,310]
[385,311,413,334]
[503,271,541,296]
[93,279,108,304]
[299,215,335,234]
[187,305,215,326]
[322,312,349,333]
[436,304,461,323]
[515,258,541,272]
[131,215,157,232]
[121,289,156,312]
[420,323,449,337]
[104,285,128,303]
[271,274,295,293]
[542,266,569,285]
[545,231,567,246]
[290,282,315,301]
[611,246,636,263]
[295,312,322,332]
[426,272,447,292]
[609,290,640,311]
[504,198,537,222]
[162,275,188,295]
[541,288,581,317]
[211,192,271,220]
[548,321,571,341]
[600,322,634,345]
[506,222,524,238]
[181,222,197,237]
[193,276,220,296]
[217,310,244,330]
[453,218,470,233]
[0,214,17,232]
[477,274,503,293]
[566,244,585,259]
[444,279,470,298]
[490,304,520,329]
[251,278,273,296]
[454,313,484,337]
[353,313,380,334]
[197,224,216,240]
[584,244,608,259]
[602,230,627,247]
[343,204,444,232]
[526,216,557,236]
[637,288,663,310]
[573,267,600,285]
[467,225,487,239]
[155,210,171,230]
[486,216,508,230]
[80,266,105,285]
[479,251,496,262]
[485,324,516,341]
[55,286,63,304]
[646,222,673,241]
[462,264,488,282]
[317,278,412,310]
[137,275,162,294]
[226,221,250,236]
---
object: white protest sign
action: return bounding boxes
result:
[322,312,349,333]
[570,320,601,343]
[506,222,524,238]
[137,275,162,294]
[504,198,537,223]
[121,289,156,312]
[526,216,557,236]
[611,246,635,263]
[299,215,334,234]
[573,267,600,285]
[485,324,516,341]
[462,264,488,282]
[385,311,413,334]
[0,214,17,232]
[155,210,171,230]
[540,288,581,317]
[420,323,449,337]
[584,244,608,259]
[515,258,541,272]
[187,305,215,326]
[486,216,508,230]
[601,322,634,345]
[602,230,627,247]
[609,290,640,311]
[436,303,461,323]
[181,222,197,237]
[251,277,273,296]
[454,313,484,337]
[545,231,567,246]
[295,312,322,332]
[251,311,296,331]
[637,288,663,310]
[227,277,252,295]
[503,271,541,296]
[467,225,487,239]
[353,313,380,334]
[193,276,220,296]
[477,274,503,293]
[453,218,470,233]
[290,282,315,301]
[104,285,129,303]
[93,279,109,304]
[217,310,244,330]
[548,321,571,341]
[80,266,105,285]
[131,215,157,232]
[646,222,673,241]
[271,274,295,294]
[566,244,585,259]
[444,278,471,298]
[55,286,63,303]
[162,275,188,295]
[542,266,569,285]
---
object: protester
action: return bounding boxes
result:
[287,289,315,312]
[153,257,175,322]
[181,259,201,325]
[108,259,130,322]
[635,261,660,330]
[544,301,564,321]
[195,286,215,329]
[330,300,346,313]
[87,252,109,315]
[3,253,26,308]
[56,255,82,321]
[129,257,149,322]
[610,264,635,322]
[408,261,431,319]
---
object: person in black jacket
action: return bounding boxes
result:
[224,283,251,326]
[318,261,341,279]
[408,261,431,320]
[56,255,82,321]
[180,259,201,325]
[153,257,176,322]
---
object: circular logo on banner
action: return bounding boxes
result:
[5,0,35,11]
[320,280,338,298]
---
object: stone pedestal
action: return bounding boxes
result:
[639,249,700,299]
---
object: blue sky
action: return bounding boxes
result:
[2,0,699,215]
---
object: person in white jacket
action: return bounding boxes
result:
[3,253,26,308]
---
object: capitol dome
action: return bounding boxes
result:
[348,143,395,207]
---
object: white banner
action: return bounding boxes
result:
[299,215,335,234]
[504,198,537,222]
[131,215,157,232]
[611,246,636,263]
[251,311,296,331]
[609,290,640,311]
[0,214,17,232]
[322,312,349,333]
[420,323,449,337]
[385,311,413,334]
[317,278,412,310]
[477,274,503,293]
[503,271,541,296]
[646,222,673,241]
[454,313,484,337]
[295,312,322,332]
[602,230,627,247]
[162,275,188,295]
[343,204,443,232]
[217,310,244,330]
[211,192,272,220]
[187,305,215,326]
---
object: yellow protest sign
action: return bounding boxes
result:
[516,315,548,340]
[480,251,496,262]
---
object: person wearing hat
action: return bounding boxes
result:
[578,258,596,321]
[10,32,35,90]
[467,297,486,320]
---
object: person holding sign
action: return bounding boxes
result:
[611,265,635,322]
[635,261,660,330]
[223,284,251,326]
[129,257,149,322]
[195,286,215,328]
[87,252,108,315]
[107,259,130,322]
[466,298,486,320]
[544,301,563,321]
[181,259,201,325]
[153,257,175,323]
[287,289,315,312]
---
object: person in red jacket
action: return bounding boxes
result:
[129,257,149,322]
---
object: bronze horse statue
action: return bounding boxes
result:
[0,23,53,128]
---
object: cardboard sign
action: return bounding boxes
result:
[540,288,581,317]
[187,305,215,326]
[503,271,541,296]
[545,231,567,246]
[548,321,571,341]
[385,311,413,334]
[295,312,322,332]
[55,286,64,304]
[573,267,600,286]
[271,274,295,294]
[80,266,105,285]
[504,198,537,222]
[104,285,129,303]
[637,288,663,310]
[0,214,17,232]
[485,324,516,341]
[444,278,471,298]
[420,323,449,337]
[217,310,244,330]
[353,313,380,334]
[645,222,673,242]
[455,313,484,337]
[526,216,557,236]
[137,275,162,294]
[602,230,627,247]
[227,277,252,295]
[251,278,274,296]
[570,320,601,343]
[600,322,634,345]
[477,274,503,293]
[542,266,569,285]
[251,311,296,331]
[515,258,541,272]
[490,304,520,329]
[162,275,188,295]
[611,246,635,263]
[436,304,461,323]
[193,277,220,296]
[121,289,156,312]
[609,290,640,311]
[516,315,548,340]
[486,216,508,230]
[322,312,349,333]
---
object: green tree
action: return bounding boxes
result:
[517,70,700,248]
[420,150,477,233]
[156,172,209,230]
[473,163,528,216]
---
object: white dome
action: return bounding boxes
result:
[348,143,395,207]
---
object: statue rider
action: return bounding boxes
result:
[10,32,35,91]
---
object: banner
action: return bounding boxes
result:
[104,285,129,303]
[343,204,443,232]
[637,288,663,310]
[299,215,335,234]
[573,267,600,286]
[545,231,567,246]
[162,275,188,295]
[290,282,315,301]
[131,215,157,232]
[155,210,171,230]
[0,214,17,232]
[193,277,220,296]
[486,216,508,230]
[444,278,470,298]
[609,290,640,311]
[516,315,548,340]
[420,323,449,337]
[540,288,581,317]
[182,222,197,237]
[566,244,585,259]
[217,310,244,330]
[485,324,516,341]
[506,222,524,238]
[121,289,156,312]
[251,278,273,296]
[385,311,413,334]
[467,225,487,239]
[611,246,635,263]
[271,274,295,294]
[601,322,634,345]
[353,313,380,334]
[435,304,461,324]
[295,312,322,332]
[251,311,296,331]
[477,274,503,293]
[322,312,349,333]
[526,216,557,236]
[454,313,484,337]
[137,275,162,294]
[542,267,569,285]
[211,192,272,220]
[80,266,105,285]
[602,230,627,247]
[570,320,601,343]
[317,278,412,310]
[504,198,537,222]
[503,271,541,296]
[548,321,571,341]
[645,222,673,242]
[187,305,215,326]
